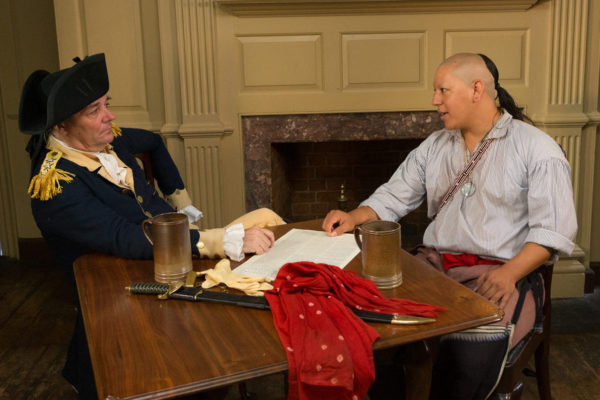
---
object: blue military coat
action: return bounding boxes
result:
[31,128,200,274]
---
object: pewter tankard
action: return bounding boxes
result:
[142,212,192,283]
[354,220,402,289]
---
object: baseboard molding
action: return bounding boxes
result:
[584,268,596,294]
[18,238,56,267]
[590,261,600,287]
[552,259,586,298]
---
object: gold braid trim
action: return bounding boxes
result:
[111,122,122,137]
[28,150,75,200]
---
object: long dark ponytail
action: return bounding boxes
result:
[478,53,534,125]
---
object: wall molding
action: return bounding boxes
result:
[184,137,224,228]
[174,0,220,124]
[542,0,595,267]
[215,0,540,16]
[0,0,21,258]
[0,88,18,258]
[549,0,588,106]
[533,112,589,126]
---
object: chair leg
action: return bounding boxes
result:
[238,382,253,400]
[534,339,552,400]
[494,381,523,400]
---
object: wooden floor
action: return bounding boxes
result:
[0,255,598,400]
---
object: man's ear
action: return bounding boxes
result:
[472,79,485,102]
[54,122,68,136]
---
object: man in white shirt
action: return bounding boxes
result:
[323,53,577,399]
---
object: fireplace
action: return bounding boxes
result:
[242,111,443,250]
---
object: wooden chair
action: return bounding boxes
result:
[492,262,554,400]
[135,152,155,186]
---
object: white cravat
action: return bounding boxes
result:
[51,135,130,188]
[93,151,130,188]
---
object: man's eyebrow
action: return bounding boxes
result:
[84,100,102,111]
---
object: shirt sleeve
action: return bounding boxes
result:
[525,157,577,255]
[360,144,427,221]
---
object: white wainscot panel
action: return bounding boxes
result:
[445,29,528,84]
[342,32,425,89]
[238,35,323,91]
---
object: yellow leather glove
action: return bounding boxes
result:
[199,259,273,296]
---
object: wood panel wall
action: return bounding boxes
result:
[1,0,598,295]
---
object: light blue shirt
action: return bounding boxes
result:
[361,111,577,260]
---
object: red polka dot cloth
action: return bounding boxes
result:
[265,261,445,400]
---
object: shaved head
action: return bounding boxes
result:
[440,53,497,100]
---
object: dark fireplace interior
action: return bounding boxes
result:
[271,139,428,250]
[242,111,443,250]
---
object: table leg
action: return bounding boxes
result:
[400,340,436,400]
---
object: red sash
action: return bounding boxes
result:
[441,253,504,271]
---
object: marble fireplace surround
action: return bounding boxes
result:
[242,111,444,212]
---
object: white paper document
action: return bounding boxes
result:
[234,228,360,281]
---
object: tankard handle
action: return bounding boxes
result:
[142,219,153,245]
[354,226,362,250]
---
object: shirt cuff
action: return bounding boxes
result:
[525,228,575,256]
[224,223,245,261]
[179,205,203,223]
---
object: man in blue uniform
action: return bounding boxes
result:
[19,53,281,398]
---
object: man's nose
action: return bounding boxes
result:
[104,109,116,121]
[432,93,441,106]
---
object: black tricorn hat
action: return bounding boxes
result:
[18,53,109,135]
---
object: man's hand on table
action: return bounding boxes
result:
[322,206,379,236]
[243,226,275,255]
[322,210,356,236]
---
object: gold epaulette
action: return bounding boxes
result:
[112,122,122,137]
[28,150,75,201]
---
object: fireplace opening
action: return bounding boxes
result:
[242,111,443,250]
[271,139,429,250]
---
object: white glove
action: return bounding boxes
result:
[198,259,273,296]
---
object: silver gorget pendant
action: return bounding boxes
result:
[461,181,475,197]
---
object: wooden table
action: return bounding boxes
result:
[74,219,502,399]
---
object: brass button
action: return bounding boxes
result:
[144,211,153,218]
[136,195,143,203]
[197,241,205,249]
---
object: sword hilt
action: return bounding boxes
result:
[126,282,169,294]
[126,281,184,300]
